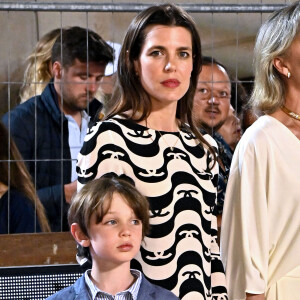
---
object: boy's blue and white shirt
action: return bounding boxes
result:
[85,269,142,300]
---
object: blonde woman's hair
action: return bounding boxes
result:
[19,28,65,103]
[250,1,300,115]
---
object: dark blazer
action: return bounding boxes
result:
[46,273,179,300]
[2,82,102,231]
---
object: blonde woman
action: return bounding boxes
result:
[221,2,300,299]
[19,28,65,103]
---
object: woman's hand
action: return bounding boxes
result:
[246,293,265,300]
[64,180,77,204]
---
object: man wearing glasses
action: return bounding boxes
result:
[193,56,232,235]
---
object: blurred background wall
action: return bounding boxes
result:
[0,0,290,117]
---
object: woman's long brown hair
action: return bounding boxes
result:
[105,4,217,167]
[0,122,50,232]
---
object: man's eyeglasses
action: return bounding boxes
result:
[196,87,231,101]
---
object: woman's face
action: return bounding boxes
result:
[134,25,193,109]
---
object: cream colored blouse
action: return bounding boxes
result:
[221,115,300,300]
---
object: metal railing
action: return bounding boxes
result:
[0,2,286,13]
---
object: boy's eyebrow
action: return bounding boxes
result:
[104,210,137,216]
[103,210,115,215]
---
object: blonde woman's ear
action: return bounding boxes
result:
[273,57,290,78]
[71,223,90,247]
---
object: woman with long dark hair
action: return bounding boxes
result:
[0,122,50,233]
[77,4,227,299]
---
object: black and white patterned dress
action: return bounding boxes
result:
[77,116,227,300]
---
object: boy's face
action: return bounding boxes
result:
[88,193,143,267]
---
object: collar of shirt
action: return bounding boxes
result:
[65,110,90,124]
[65,110,90,181]
[84,269,142,300]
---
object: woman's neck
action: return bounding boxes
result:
[142,107,179,132]
[284,87,300,113]
[270,99,300,140]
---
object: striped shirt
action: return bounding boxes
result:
[77,117,228,299]
[84,269,142,300]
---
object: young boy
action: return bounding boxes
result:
[46,176,179,299]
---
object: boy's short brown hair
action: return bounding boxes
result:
[69,175,150,263]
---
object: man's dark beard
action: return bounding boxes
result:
[199,120,225,136]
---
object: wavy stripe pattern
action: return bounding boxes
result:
[77,117,227,299]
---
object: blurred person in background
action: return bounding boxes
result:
[0,121,50,234]
[19,28,65,103]
[2,26,113,231]
[98,41,121,118]
[193,56,232,230]
[230,78,250,131]
[217,105,242,152]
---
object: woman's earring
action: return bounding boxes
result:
[287,71,291,78]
